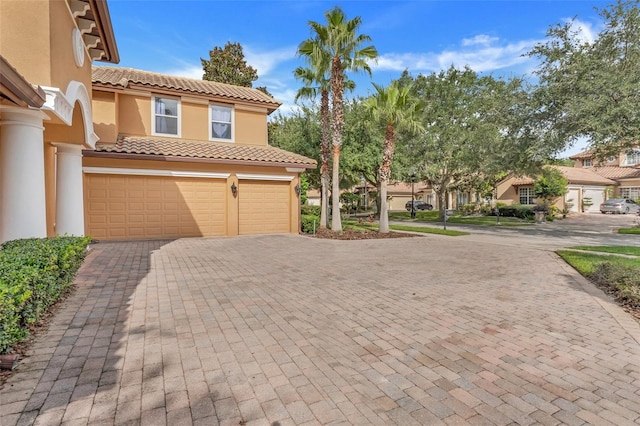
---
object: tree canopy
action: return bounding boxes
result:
[201,41,258,87]
[528,0,640,157]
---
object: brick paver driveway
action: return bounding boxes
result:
[2,234,639,425]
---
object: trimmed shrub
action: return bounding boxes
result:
[301,205,321,216]
[0,236,91,353]
[493,204,534,219]
[301,215,320,234]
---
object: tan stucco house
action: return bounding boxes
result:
[570,148,640,201]
[0,0,315,243]
[496,166,617,213]
[85,67,315,239]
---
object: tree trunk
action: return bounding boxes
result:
[378,123,396,234]
[437,189,447,221]
[331,145,341,231]
[319,89,330,229]
[379,180,389,233]
[330,56,344,232]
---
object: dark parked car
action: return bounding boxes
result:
[405,200,433,211]
[600,198,640,214]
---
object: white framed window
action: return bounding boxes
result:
[153,96,180,136]
[583,159,592,167]
[519,187,535,205]
[624,150,640,166]
[620,187,640,200]
[607,156,616,163]
[210,104,233,142]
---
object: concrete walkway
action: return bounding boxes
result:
[1,234,639,425]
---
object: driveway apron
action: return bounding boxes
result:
[1,235,639,425]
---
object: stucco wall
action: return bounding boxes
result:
[93,90,269,145]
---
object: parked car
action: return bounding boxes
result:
[599,198,640,214]
[405,200,433,211]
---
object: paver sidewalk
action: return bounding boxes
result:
[1,235,639,425]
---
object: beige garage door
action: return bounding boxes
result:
[85,174,226,240]
[239,180,290,235]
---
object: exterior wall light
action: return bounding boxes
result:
[231,182,238,198]
[294,183,301,198]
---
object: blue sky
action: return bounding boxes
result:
[107,0,610,156]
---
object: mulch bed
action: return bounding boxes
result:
[313,228,418,240]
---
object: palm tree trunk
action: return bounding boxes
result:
[331,145,341,231]
[319,89,330,228]
[330,56,344,232]
[378,123,396,234]
[379,180,389,233]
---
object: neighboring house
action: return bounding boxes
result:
[305,189,321,206]
[85,68,315,239]
[1,0,119,243]
[570,148,640,201]
[497,166,616,213]
[0,0,315,244]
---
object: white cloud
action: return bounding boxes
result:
[244,45,297,77]
[462,34,499,47]
[162,64,203,80]
[374,36,541,74]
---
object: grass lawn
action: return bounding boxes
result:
[388,211,532,226]
[618,227,640,234]
[344,221,468,236]
[566,246,640,256]
[556,250,640,275]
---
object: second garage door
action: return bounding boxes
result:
[239,180,291,235]
[85,174,227,240]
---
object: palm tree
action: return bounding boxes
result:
[294,46,331,229]
[306,7,378,231]
[364,82,424,233]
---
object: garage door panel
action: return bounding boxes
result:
[86,174,227,240]
[239,181,290,235]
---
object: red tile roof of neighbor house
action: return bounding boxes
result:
[569,149,593,160]
[88,135,317,168]
[92,66,281,112]
[512,166,616,186]
[593,166,640,179]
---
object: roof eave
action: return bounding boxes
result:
[90,0,120,63]
[82,150,317,169]
[0,55,46,108]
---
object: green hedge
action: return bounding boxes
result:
[491,204,534,219]
[301,215,320,234]
[0,236,91,354]
[590,262,640,307]
[301,205,321,216]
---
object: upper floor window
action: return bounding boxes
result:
[624,150,640,166]
[583,159,592,167]
[153,96,180,136]
[210,104,233,141]
[607,156,616,163]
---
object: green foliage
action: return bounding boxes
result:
[0,236,91,353]
[590,262,640,306]
[301,214,320,234]
[300,174,310,205]
[401,67,541,220]
[495,204,534,219]
[201,41,258,87]
[529,0,640,157]
[533,168,568,202]
[618,227,640,234]
[301,205,322,216]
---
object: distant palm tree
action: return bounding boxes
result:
[365,82,424,233]
[305,7,378,231]
[294,51,331,228]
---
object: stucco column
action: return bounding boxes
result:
[0,108,48,243]
[54,143,85,236]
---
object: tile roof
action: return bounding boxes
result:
[512,166,616,186]
[568,149,593,160]
[592,166,640,180]
[92,66,281,112]
[89,135,316,168]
